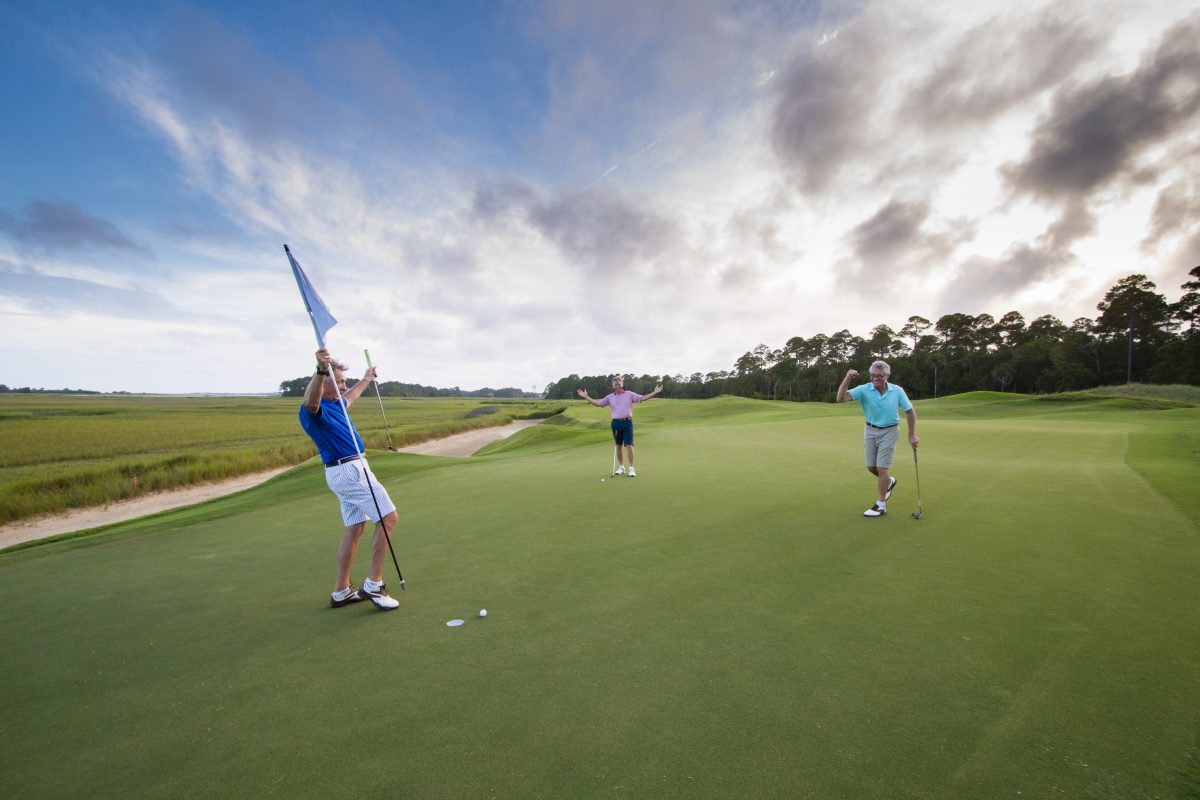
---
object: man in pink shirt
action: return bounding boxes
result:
[577,376,663,477]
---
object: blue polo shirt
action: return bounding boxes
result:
[299,399,364,463]
[848,382,913,427]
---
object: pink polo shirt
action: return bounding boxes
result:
[599,390,643,420]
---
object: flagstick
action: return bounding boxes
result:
[286,244,405,590]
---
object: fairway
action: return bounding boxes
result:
[2,394,1199,799]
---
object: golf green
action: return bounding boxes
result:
[2,394,1198,799]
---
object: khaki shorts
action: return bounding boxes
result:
[864,425,900,468]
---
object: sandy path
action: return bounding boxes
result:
[0,466,295,550]
[0,419,542,549]
[395,418,541,456]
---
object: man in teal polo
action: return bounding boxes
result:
[836,360,919,517]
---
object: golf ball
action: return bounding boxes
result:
[479,609,487,618]
[600,478,605,483]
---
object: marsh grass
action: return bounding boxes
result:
[0,394,564,523]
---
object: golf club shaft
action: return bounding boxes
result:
[363,349,397,450]
[913,448,923,514]
[364,466,406,589]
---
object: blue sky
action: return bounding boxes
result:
[2,0,1198,393]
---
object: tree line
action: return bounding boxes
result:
[543,269,1200,401]
[0,385,102,394]
[277,377,535,399]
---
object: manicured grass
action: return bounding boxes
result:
[1,394,1198,799]
[0,395,563,523]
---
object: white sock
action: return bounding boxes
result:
[332,586,353,599]
[364,578,382,590]
[878,501,886,510]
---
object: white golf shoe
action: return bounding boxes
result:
[884,477,897,500]
[628,467,637,477]
[863,503,886,517]
[357,581,400,610]
[615,466,626,476]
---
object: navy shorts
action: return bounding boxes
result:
[611,418,634,446]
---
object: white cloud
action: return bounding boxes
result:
[4,0,1198,393]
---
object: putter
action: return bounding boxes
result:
[363,349,400,452]
[612,445,618,477]
[911,448,924,520]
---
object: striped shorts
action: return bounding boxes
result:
[325,459,396,526]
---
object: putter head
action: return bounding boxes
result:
[398,580,407,591]
[911,511,923,520]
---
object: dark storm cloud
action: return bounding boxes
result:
[0,261,190,320]
[528,191,681,275]
[1142,171,1200,276]
[1041,200,1096,252]
[903,11,1102,130]
[1142,174,1200,251]
[769,22,886,194]
[937,202,1094,312]
[471,178,680,275]
[840,197,972,286]
[1004,12,1200,201]
[850,199,932,265]
[937,245,1057,314]
[0,199,148,256]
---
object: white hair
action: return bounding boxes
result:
[869,360,891,376]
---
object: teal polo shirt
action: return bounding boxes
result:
[847,382,913,427]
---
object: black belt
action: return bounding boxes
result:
[324,454,362,468]
[866,423,898,429]
[613,417,632,421]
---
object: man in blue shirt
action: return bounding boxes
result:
[836,360,919,517]
[300,347,400,610]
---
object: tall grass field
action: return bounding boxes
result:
[2,389,1198,799]
[0,394,562,524]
